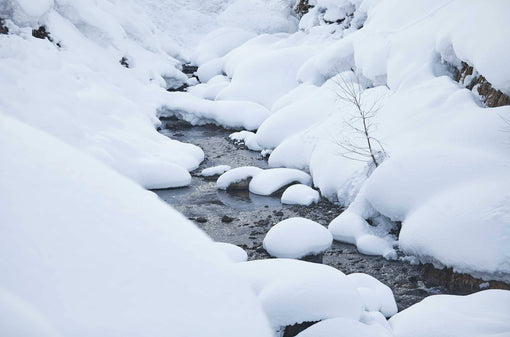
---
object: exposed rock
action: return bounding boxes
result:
[283,321,318,337]
[120,56,130,68]
[32,26,52,41]
[225,177,252,191]
[0,18,8,34]
[195,216,208,223]
[418,263,510,293]
[452,61,510,107]
[294,0,312,18]
[221,215,234,223]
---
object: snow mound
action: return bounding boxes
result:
[390,290,510,337]
[263,217,333,259]
[217,166,263,190]
[234,259,363,332]
[249,168,312,196]
[201,165,232,177]
[188,75,230,100]
[161,92,271,130]
[329,211,397,259]
[0,114,271,337]
[345,273,397,318]
[296,317,392,337]
[215,242,248,263]
[281,184,320,205]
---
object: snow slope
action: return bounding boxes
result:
[0,113,271,337]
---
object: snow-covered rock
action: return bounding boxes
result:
[0,114,271,337]
[390,290,510,337]
[201,165,232,177]
[161,92,271,130]
[234,259,363,332]
[249,168,312,196]
[281,184,320,205]
[217,166,263,190]
[263,217,333,259]
[345,273,397,318]
[215,242,248,263]
[229,130,263,151]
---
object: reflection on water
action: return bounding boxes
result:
[217,190,282,211]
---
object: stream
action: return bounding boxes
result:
[154,116,505,312]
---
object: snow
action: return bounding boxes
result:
[345,273,397,318]
[296,317,392,337]
[215,242,248,263]
[0,114,272,337]
[234,259,363,332]
[390,290,510,337]
[161,92,271,130]
[216,166,263,190]
[201,165,232,177]
[249,168,312,196]
[0,0,204,189]
[229,130,263,151]
[281,184,320,205]
[263,217,333,259]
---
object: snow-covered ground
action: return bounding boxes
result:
[2,0,510,335]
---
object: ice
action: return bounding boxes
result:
[249,168,312,196]
[263,217,333,259]
[296,317,392,337]
[201,165,232,177]
[0,114,272,337]
[215,242,248,263]
[281,184,320,205]
[216,166,264,190]
[390,290,510,337]
[234,259,363,332]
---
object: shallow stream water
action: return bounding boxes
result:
[154,117,506,312]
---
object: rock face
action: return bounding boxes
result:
[294,0,312,17]
[0,18,8,34]
[453,61,510,107]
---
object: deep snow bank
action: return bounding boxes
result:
[0,113,271,337]
[0,0,206,189]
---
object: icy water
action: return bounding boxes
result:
[154,117,506,311]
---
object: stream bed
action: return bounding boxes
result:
[154,117,506,311]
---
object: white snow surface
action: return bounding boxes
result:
[0,0,206,189]
[390,290,510,337]
[216,166,264,190]
[345,273,397,318]
[200,165,232,177]
[214,242,248,263]
[263,217,333,259]
[0,114,272,337]
[296,317,393,337]
[281,184,320,205]
[233,259,363,331]
[249,168,312,196]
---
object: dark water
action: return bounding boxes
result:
[154,117,507,311]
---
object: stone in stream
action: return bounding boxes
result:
[221,215,235,223]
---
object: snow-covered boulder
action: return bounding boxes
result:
[281,184,320,205]
[249,168,312,196]
[215,242,248,263]
[200,165,231,177]
[263,217,333,259]
[0,114,271,337]
[217,166,263,190]
[390,290,510,337]
[296,317,393,337]
[345,273,397,318]
[229,130,263,151]
[234,259,363,333]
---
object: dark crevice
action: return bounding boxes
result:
[0,18,8,34]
